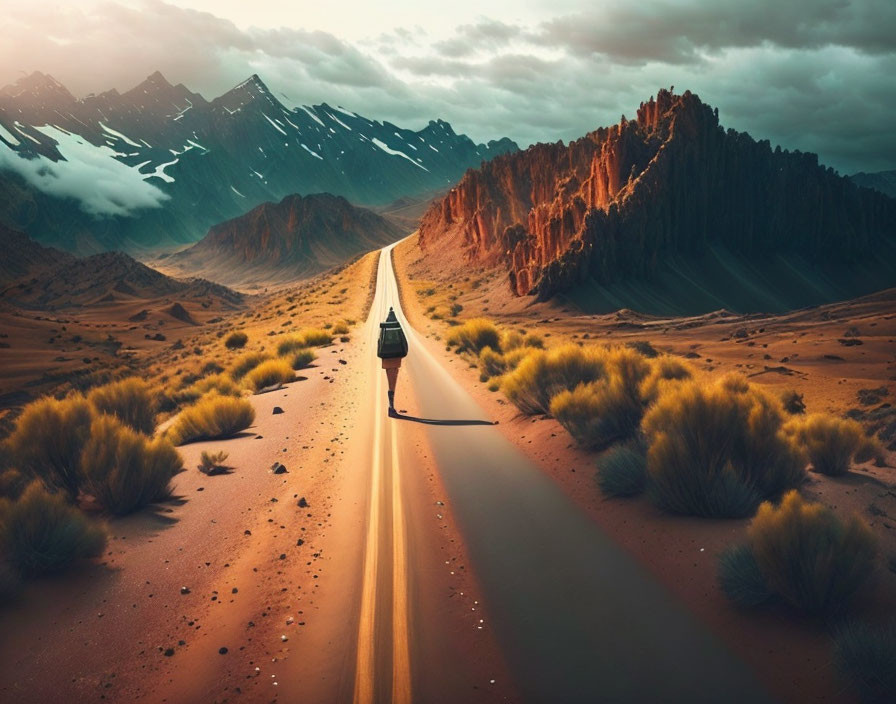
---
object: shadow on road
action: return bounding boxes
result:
[389,409,497,426]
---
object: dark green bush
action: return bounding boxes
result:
[0,482,106,575]
[596,440,648,497]
[224,331,248,349]
[717,544,774,607]
[834,621,896,704]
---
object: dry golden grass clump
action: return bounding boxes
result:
[199,450,229,475]
[596,439,648,497]
[786,413,883,476]
[0,481,106,576]
[224,331,248,349]
[447,318,501,354]
[244,359,295,393]
[166,393,255,445]
[297,327,333,347]
[502,344,607,415]
[174,374,243,406]
[719,491,877,615]
[478,346,508,381]
[289,348,317,370]
[551,347,653,448]
[228,351,272,381]
[639,355,694,404]
[81,416,183,515]
[642,374,806,517]
[5,395,94,499]
[88,377,157,434]
[276,336,306,357]
[331,322,350,335]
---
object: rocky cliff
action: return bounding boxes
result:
[418,89,896,302]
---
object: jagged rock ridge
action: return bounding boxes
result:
[418,89,896,306]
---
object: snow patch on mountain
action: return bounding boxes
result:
[0,125,168,216]
[371,138,429,171]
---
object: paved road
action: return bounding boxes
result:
[353,243,774,703]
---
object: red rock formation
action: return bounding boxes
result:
[418,89,896,300]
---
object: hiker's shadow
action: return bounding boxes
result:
[389,409,497,426]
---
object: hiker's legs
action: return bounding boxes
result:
[385,367,399,408]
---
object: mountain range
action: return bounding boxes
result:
[417,89,896,314]
[0,71,517,254]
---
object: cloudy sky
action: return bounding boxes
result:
[1,0,894,174]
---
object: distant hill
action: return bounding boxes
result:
[0,222,74,285]
[0,237,242,310]
[416,89,896,314]
[851,170,896,199]
[162,193,407,286]
[0,71,517,255]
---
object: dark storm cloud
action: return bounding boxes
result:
[1,0,894,174]
[433,19,522,58]
[539,0,896,65]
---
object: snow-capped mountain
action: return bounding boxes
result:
[0,71,517,254]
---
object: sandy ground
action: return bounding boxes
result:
[394,232,896,704]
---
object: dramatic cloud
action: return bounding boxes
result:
[1,0,894,174]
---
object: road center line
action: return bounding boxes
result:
[353,360,382,704]
[390,416,411,704]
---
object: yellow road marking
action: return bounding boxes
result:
[353,368,382,704]
[391,419,411,704]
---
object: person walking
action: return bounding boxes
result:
[377,307,408,412]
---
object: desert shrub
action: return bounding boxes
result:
[787,414,874,476]
[81,416,183,515]
[447,318,501,354]
[190,374,241,399]
[5,395,95,499]
[478,347,507,381]
[199,450,229,475]
[0,482,106,575]
[747,491,877,614]
[298,328,333,347]
[500,330,525,351]
[228,351,271,381]
[834,621,896,704]
[88,377,156,434]
[626,340,659,358]
[224,331,248,349]
[331,322,350,335]
[597,439,648,497]
[639,355,694,404]
[780,389,806,414]
[277,336,306,356]
[523,334,544,349]
[502,345,606,415]
[642,375,806,518]
[0,469,28,500]
[542,346,650,446]
[290,348,317,370]
[167,393,255,445]
[717,544,774,608]
[244,359,295,392]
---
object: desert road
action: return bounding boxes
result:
[352,244,774,703]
